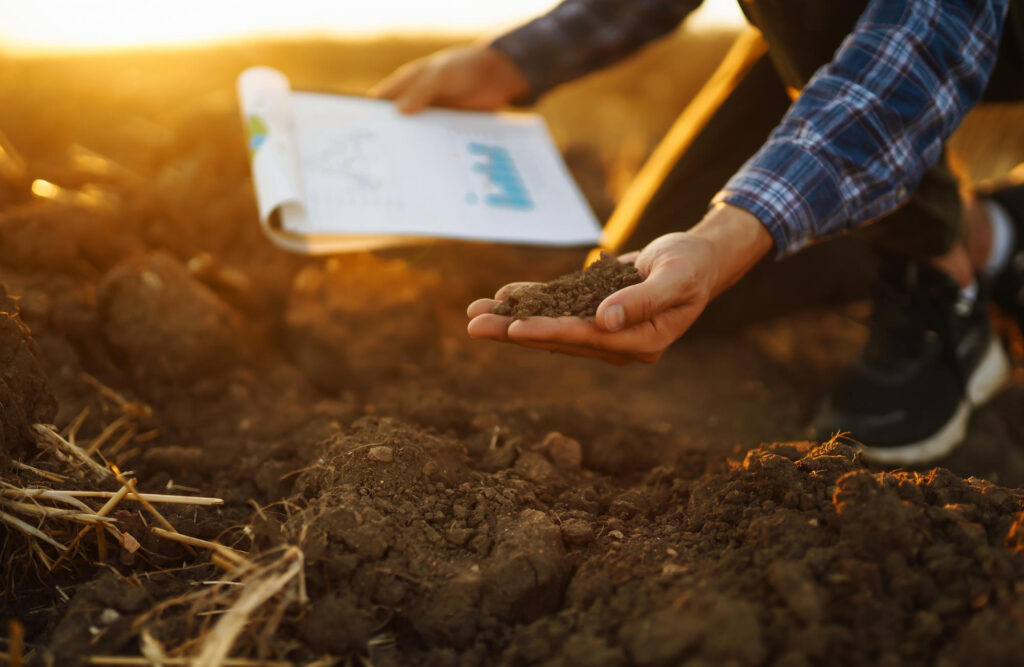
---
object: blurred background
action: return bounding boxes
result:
[0,0,1019,322]
[0,1,745,52]
[0,0,760,227]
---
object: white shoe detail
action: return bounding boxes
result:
[967,333,1012,405]
[859,334,1011,466]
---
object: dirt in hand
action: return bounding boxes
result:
[491,252,641,319]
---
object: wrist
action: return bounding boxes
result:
[482,46,531,102]
[689,203,774,298]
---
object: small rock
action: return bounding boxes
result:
[542,431,583,469]
[99,608,120,625]
[446,526,474,546]
[610,496,643,519]
[367,446,394,462]
[561,518,595,547]
[515,450,564,488]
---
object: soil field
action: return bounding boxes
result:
[1,35,1024,666]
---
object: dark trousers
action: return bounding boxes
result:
[624,0,1024,261]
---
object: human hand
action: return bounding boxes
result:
[370,43,531,114]
[466,233,719,364]
[465,205,773,364]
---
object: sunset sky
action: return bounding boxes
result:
[0,0,745,53]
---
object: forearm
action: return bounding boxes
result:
[690,203,774,298]
[492,0,702,101]
[715,0,1008,257]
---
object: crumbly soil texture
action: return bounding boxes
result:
[492,252,642,319]
[1,45,1024,667]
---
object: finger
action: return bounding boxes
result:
[467,313,513,341]
[506,316,597,341]
[396,73,440,114]
[617,251,640,264]
[465,315,635,364]
[595,264,694,333]
[506,313,674,357]
[467,298,499,318]
[369,64,420,99]
[494,281,540,300]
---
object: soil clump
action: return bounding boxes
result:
[492,252,641,319]
[0,284,56,459]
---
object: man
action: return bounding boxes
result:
[373,0,1024,465]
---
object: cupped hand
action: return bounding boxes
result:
[370,44,530,114]
[466,232,721,365]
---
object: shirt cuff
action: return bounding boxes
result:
[490,29,559,105]
[712,139,848,259]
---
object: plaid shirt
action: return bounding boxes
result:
[494,0,1009,256]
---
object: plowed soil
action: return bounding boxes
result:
[1,40,1023,667]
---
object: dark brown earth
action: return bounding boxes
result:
[0,285,56,459]
[0,39,1023,666]
[491,252,642,319]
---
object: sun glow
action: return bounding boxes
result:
[0,0,745,54]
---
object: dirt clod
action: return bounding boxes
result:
[367,445,394,462]
[97,252,245,385]
[542,431,583,469]
[0,285,56,458]
[491,252,641,319]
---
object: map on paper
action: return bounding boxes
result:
[237,67,602,254]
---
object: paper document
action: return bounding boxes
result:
[237,67,602,254]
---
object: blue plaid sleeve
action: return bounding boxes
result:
[492,0,702,101]
[714,0,1009,257]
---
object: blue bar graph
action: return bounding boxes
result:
[467,142,534,211]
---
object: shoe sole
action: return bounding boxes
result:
[859,333,1012,466]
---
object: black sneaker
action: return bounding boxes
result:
[811,258,1010,465]
[986,183,1024,330]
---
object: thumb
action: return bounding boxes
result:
[595,262,692,332]
[395,71,440,114]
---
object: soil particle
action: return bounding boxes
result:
[491,252,641,319]
[367,445,394,462]
[481,509,570,622]
[515,450,566,489]
[561,518,596,547]
[97,252,245,385]
[0,284,56,458]
[541,431,583,469]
